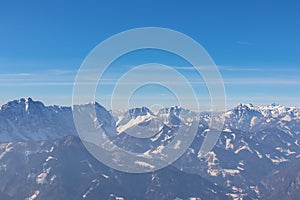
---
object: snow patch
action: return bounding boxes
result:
[265,154,288,164]
[281,115,291,122]
[250,116,260,127]
[222,169,240,177]
[151,145,165,154]
[250,185,260,196]
[36,167,51,185]
[25,190,40,200]
[45,156,57,162]
[50,175,56,184]
[225,138,234,150]
[102,174,109,179]
[235,145,253,154]
[275,147,296,155]
[254,150,263,159]
[0,143,13,160]
[223,128,232,132]
[173,140,181,149]
[226,193,245,200]
[134,161,155,169]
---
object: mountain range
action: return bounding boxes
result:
[0,98,299,200]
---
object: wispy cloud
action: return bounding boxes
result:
[0,73,32,77]
[1,64,300,88]
[218,65,262,72]
[47,69,77,75]
[1,70,300,87]
[224,78,300,85]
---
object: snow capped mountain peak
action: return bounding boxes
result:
[158,105,182,116]
[0,97,46,115]
[239,103,254,108]
[270,102,280,107]
[220,103,300,133]
[233,103,257,112]
[0,98,72,141]
[229,103,297,117]
[128,107,153,118]
[227,103,263,119]
[24,97,33,103]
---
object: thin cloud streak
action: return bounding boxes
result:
[2,78,300,86]
[2,67,300,87]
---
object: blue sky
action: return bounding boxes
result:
[0,0,299,110]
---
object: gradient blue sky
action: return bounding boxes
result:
[0,0,299,110]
